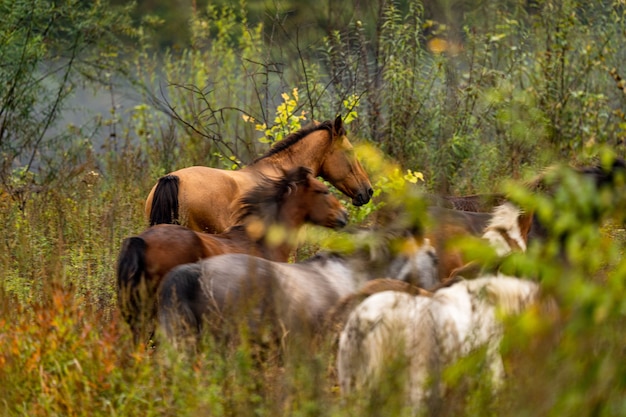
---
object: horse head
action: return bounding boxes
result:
[319,115,373,206]
[280,166,349,229]
[237,166,348,235]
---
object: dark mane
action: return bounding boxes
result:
[253,120,341,163]
[235,166,313,224]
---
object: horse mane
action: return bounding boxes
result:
[325,228,411,266]
[300,227,417,265]
[305,227,438,287]
[482,202,528,255]
[297,251,345,266]
[235,166,313,225]
[252,120,340,163]
[484,203,523,232]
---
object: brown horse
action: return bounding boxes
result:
[118,167,348,344]
[146,116,373,233]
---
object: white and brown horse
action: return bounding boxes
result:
[427,202,534,281]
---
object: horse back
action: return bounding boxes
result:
[325,278,431,337]
[146,166,256,233]
[196,226,266,259]
[194,255,285,343]
[140,224,206,285]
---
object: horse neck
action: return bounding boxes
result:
[239,220,300,262]
[276,196,309,230]
[250,130,330,176]
[245,204,306,262]
[260,240,293,263]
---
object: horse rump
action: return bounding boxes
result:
[157,263,205,348]
[149,174,180,225]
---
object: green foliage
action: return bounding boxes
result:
[0,0,136,197]
[318,0,626,193]
[132,0,268,173]
[491,156,626,417]
[244,88,308,144]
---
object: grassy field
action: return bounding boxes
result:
[1,150,626,417]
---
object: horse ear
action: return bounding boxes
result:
[290,166,311,184]
[333,115,344,138]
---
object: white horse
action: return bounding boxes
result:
[337,275,544,411]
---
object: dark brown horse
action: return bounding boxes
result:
[118,167,348,344]
[146,116,373,233]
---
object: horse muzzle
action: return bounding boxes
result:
[352,187,374,206]
[333,210,349,229]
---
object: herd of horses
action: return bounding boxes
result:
[116,115,625,411]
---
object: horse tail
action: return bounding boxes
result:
[149,175,180,226]
[116,236,149,342]
[157,263,204,348]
